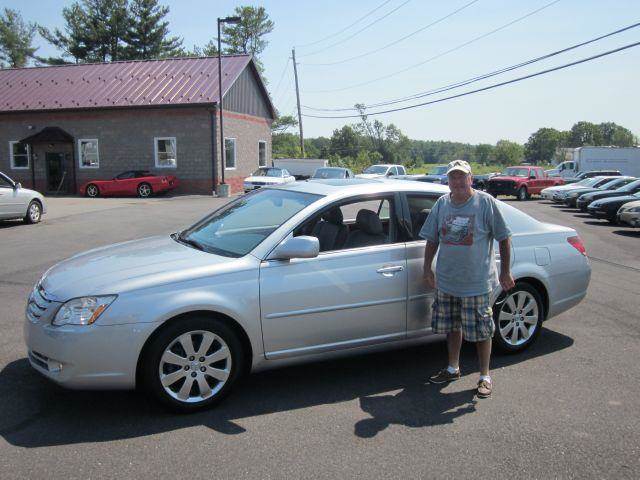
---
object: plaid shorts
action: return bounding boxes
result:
[431,290,495,342]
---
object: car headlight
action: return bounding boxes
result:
[53,295,117,326]
[627,206,640,213]
[243,181,252,187]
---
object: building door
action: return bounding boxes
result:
[45,152,67,193]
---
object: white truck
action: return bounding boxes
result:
[272,158,328,179]
[548,147,640,178]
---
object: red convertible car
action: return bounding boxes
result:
[79,171,179,198]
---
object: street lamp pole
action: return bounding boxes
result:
[217,15,241,197]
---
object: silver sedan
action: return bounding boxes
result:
[24,180,591,412]
[0,171,46,224]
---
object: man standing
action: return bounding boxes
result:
[420,159,515,398]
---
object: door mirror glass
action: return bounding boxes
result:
[268,235,319,260]
[14,182,21,190]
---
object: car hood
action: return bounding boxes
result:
[244,176,283,183]
[591,195,639,207]
[356,173,385,179]
[587,190,630,201]
[488,176,526,182]
[41,235,241,300]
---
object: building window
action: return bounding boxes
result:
[9,141,30,169]
[154,137,177,168]
[225,138,236,170]
[78,139,99,168]
[258,140,267,167]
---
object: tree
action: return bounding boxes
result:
[329,125,361,159]
[493,140,524,166]
[219,6,273,73]
[271,114,298,134]
[39,0,129,63]
[125,0,182,59]
[474,143,494,165]
[524,127,563,164]
[0,8,37,68]
[272,132,301,158]
[598,122,635,147]
[568,121,603,147]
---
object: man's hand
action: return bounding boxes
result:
[499,271,515,292]
[423,267,436,289]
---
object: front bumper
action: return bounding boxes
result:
[486,182,517,196]
[587,205,611,218]
[24,314,159,390]
[618,211,640,227]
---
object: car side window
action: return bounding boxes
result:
[0,175,12,188]
[406,194,443,241]
[294,195,398,253]
[398,166,406,175]
[116,171,135,180]
[282,169,290,177]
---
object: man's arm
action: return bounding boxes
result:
[498,237,515,292]
[423,240,438,289]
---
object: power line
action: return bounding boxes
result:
[302,21,640,112]
[302,0,480,67]
[298,0,413,58]
[295,0,394,48]
[270,57,291,101]
[304,0,562,94]
[301,40,640,119]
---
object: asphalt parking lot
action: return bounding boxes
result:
[1,194,639,479]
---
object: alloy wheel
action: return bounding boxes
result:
[29,203,41,223]
[138,184,151,197]
[158,330,232,403]
[87,185,98,197]
[497,290,539,346]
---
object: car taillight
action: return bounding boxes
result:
[162,177,168,183]
[567,236,587,256]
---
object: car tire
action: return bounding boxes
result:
[86,184,99,198]
[23,200,42,224]
[492,282,543,353]
[139,316,244,413]
[137,182,152,198]
[517,187,529,201]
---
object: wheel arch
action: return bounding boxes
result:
[135,309,254,388]
[514,276,549,321]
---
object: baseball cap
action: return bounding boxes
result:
[446,159,472,175]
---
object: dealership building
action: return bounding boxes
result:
[0,54,275,195]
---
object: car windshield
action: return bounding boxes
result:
[178,189,321,257]
[363,165,388,174]
[428,166,448,175]
[313,168,343,179]
[502,168,530,177]
[577,178,600,186]
[617,179,640,192]
[252,168,283,177]
[599,179,625,190]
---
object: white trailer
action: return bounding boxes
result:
[552,147,640,178]
[272,158,328,179]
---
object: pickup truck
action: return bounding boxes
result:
[486,166,564,200]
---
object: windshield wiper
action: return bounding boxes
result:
[172,232,205,251]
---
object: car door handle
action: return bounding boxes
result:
[376,265,404,277]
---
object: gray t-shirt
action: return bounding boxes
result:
[419,190,511,297]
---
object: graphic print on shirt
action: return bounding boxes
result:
[441,214,475,245]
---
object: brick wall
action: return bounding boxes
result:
[0,106,272,195]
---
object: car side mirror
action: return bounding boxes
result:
[529,174,536,179]
[268,235,319,260]
[386,171,393,177]
[14,182,21,190]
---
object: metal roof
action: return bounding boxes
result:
[0,55,270,113]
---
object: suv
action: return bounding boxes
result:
[486,166,564,200]
[356,164,407,179]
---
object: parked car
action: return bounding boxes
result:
[577,178,640,212]
[311,167,354,179]
[25,179,590,412]
[486,166,564,200]
[472,172,500,191]
[0,171,46,224]
[243,167,295,192]
[561,169,622,184]
[562,177,636,207]
[420,165,449,184]
[617,200,640,227]
[355,164,407,179]
[80,170,179,198]
[548,176,618,203]
[587,191,640,223]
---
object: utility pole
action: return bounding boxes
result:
[291,48,305,158]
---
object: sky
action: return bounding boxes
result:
[2,0,640,145]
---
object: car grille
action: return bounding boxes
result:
[488,180,515,193]
[26,284,57,324]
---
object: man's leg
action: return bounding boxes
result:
[447,330,463,370]
[476,337,491,377]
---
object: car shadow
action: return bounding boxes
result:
[0,220,29,229]
[612,229,640,238]
[0,328,573,447]
[583,220,612,226]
